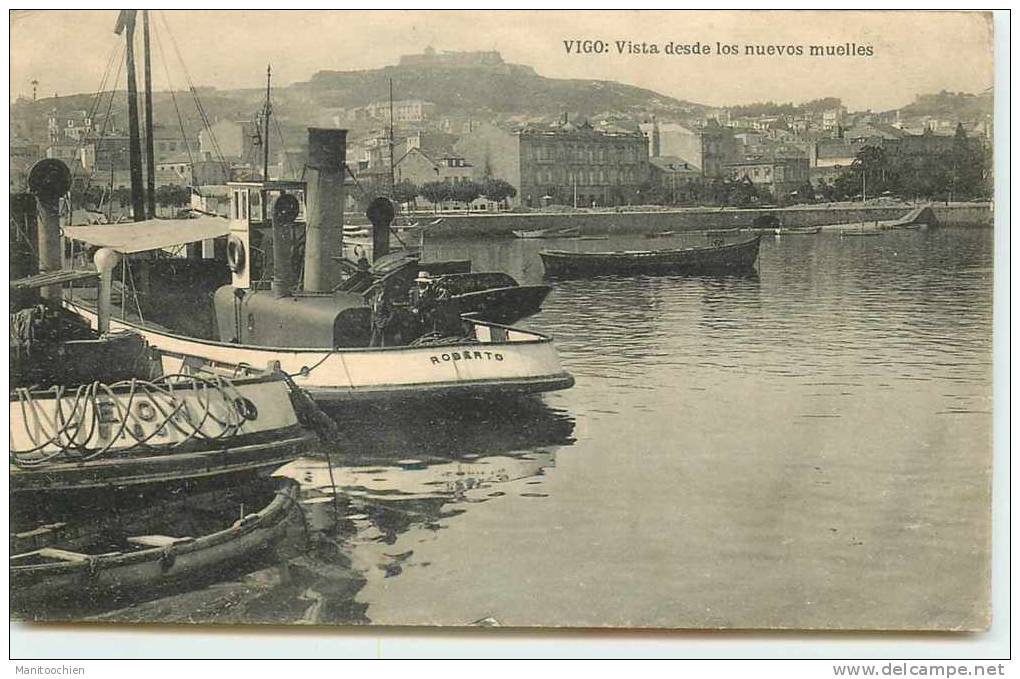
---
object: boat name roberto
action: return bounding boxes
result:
[430,350,504,364]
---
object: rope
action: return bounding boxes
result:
[157,11,229,175]
[9,373,252,467]
[152,22,197,174]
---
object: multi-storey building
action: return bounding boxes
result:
[724,157,810,199]
[48,109,93,143]
[640,120,737,178]
[517,119,650,207]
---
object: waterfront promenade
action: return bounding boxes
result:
[370,202,993,237]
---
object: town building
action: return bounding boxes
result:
[394,148,473,186]
[453,121,520,189]
[641,120,737,178]
[199,119,256,161]
[724,157,810,199]
[399,47,505,68]
[517,118,650,207]
[48,109,93,143]
[648,156,701,200]
[364,99,436,124]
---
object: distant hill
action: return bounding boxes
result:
[294,54,703,119]
[12,51,704,149]
[897,90,993,119]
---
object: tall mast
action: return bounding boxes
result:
[388,78,395,195]
[114,10,145,222]
[262,64,272,223]
[142,10,156,218]
[263,65,272,183]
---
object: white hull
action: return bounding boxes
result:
[65,301,574,402]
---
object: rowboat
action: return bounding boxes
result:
[512,226,580,239]
[775,227,821,235]
[840,229,883,237]
[10,476,301,614]
[644,231,676,239]
[539,235,762,278]
[422,272,552,325]
[826,206,935,234]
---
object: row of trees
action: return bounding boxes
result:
[635,176,775,208]
[69,183,193,215]
[391,177,518,213]
[823,127,991,202]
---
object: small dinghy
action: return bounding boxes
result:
[775,227,821,235]
[539,235,762,278]
[10,476,301,614]
[512,226,580,239]
[417,272,552,325]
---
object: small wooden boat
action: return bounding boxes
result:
[644,231,676,239]
[10,476,301,613]
[422,272,552,325]
[775,227,821,235]
[567,235,610,241]
[539,235,762,278]
[512,226,580,239]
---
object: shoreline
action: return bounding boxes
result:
[380,202,993,238]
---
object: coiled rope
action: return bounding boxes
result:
[10,373,252,468]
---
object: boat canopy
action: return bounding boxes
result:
[63,217,230,254]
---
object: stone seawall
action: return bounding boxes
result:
[417,203,993,238]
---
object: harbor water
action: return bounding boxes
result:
[91,228,993,629]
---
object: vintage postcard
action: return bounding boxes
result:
[8,10,994,632]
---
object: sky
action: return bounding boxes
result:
[9,10,994,111]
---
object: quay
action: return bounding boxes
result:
[394,202,993,238]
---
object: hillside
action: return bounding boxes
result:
[898,90,993,119]
[12,52,703,150]
[297,59,702,119]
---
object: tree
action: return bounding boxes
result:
[70,184,105,210]
[419,181,454,212]
[392,179,419,208]
[154,184,191,216]
[111,187,133,208]
[849,145,892,199]
[480,178,517,208]
[450,180,482,212]
[793,182,815,203]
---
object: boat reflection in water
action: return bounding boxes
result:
[87,397,575,625]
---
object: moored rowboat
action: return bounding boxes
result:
[10,476,301,613]
[512,226,580,239]
[539,235,762,278]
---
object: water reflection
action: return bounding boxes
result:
[25,228,992,629]
[270,396,575,624]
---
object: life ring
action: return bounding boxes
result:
[352,244,365,259]
[227,235,246,274]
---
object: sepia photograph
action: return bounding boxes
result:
[7,8,998,644]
